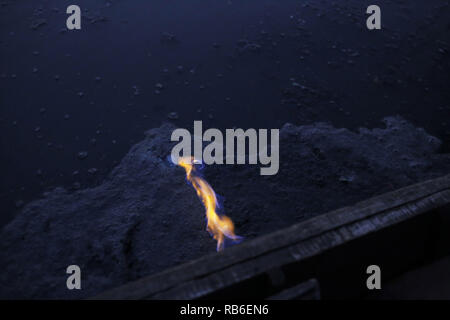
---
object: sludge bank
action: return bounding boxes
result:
[1,116,449,299]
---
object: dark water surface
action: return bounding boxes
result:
[1,0,449,227]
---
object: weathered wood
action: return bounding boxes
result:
[267,279,320,300]
[93,174,450,299]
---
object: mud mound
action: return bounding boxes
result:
[1,117,449,299]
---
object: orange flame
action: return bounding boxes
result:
[176,157,240,251]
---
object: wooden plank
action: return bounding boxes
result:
[267,279,320,300]
[92,174,450,299]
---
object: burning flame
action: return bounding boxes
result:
[176,157,241,251]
